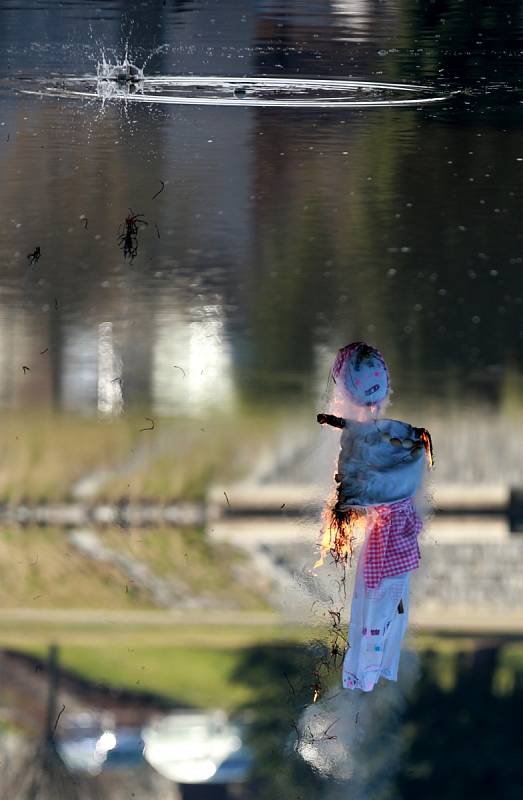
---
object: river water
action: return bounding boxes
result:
[0,0,522,419]
[1,1,523,799]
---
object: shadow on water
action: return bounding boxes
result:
[230,641,523,800]
[231,643,329,800]
[398,645,523,800]
[178,786,231,800]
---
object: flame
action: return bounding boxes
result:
[420,429,434,469]
[314,502,367,569]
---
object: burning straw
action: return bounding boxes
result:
[314,496,368,570]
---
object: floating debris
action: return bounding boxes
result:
[152,180,165,200]
[27,246,41,265]
[139,417,155,432]
[98,60,143,85]
[118,209,147,261]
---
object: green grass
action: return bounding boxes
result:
[0,408,306,502]
[101,527,268,609]
[0,617,313,709]
[0,412,137,502]
[57,645,251,708]
[1,619,523,710]
[412,635,523,693]
[0,527,269,610]
[0,618,303,650]
[0,527,155,609]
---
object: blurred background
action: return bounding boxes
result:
[0,0,523,797]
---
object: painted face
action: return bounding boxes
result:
[334,343,390,406]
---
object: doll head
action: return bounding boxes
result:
[331,342,389,419]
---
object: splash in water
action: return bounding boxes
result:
[22,70,453,109]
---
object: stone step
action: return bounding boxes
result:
[208,483,510,517]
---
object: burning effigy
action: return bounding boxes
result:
[316,342,433,692]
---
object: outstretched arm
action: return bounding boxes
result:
[317,413,346,429]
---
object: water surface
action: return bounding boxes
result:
[0,0,522,418]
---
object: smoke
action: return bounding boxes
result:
[295,647,420,799]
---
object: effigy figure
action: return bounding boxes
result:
[317,342,432,692]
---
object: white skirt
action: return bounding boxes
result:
[342,540,410,692]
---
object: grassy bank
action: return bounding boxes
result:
[0,616,312,708]
[1,614,522,709]
[0,408,305,502]
[0,527,268,610]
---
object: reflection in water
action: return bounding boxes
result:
[62,325,98,412]
[98,322,123,416]
[142,711,250,785]
[1,1,522,415]
[153,301,235,414]
[296,652,419,792]
[397,646,523,799]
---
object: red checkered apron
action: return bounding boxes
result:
[364,497,422,589]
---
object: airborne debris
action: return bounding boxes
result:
[152,180,165,200]
[52,704,66,734]
[101,61,143,84]
[139,417,155,432]
[118,209,147,261]
[27,246,41,265]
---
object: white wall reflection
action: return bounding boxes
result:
[153,301,235,415]
[0,308,31,406]
[62,325,98,412]
[97,322,123,417]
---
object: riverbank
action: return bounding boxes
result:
[0,614,310,711]
[1,619,522,718]
[0,408,303,503]
[0,527,269,611]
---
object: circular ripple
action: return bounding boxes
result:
[25,75,449,108]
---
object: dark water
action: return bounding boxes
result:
[0,0,522,414]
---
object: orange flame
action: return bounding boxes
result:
[420,429,434,469]
[314,502,367,569]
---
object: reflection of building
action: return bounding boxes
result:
[98,322,123,415]
[143,711,251,785]
[0,307,55,407]
[0,0,259,416]
[61,325,98,412]
[152,299,235,415]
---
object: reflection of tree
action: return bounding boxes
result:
[235,0,523,410]
[232,643,326,799]
[391,0,523,87]
[398,646,523,799]
[243,89,523,408]
[234,641,523,800]
[239,203,337,400]
[6,646,93,800]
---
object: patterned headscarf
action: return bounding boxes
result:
[332,342,389,407]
